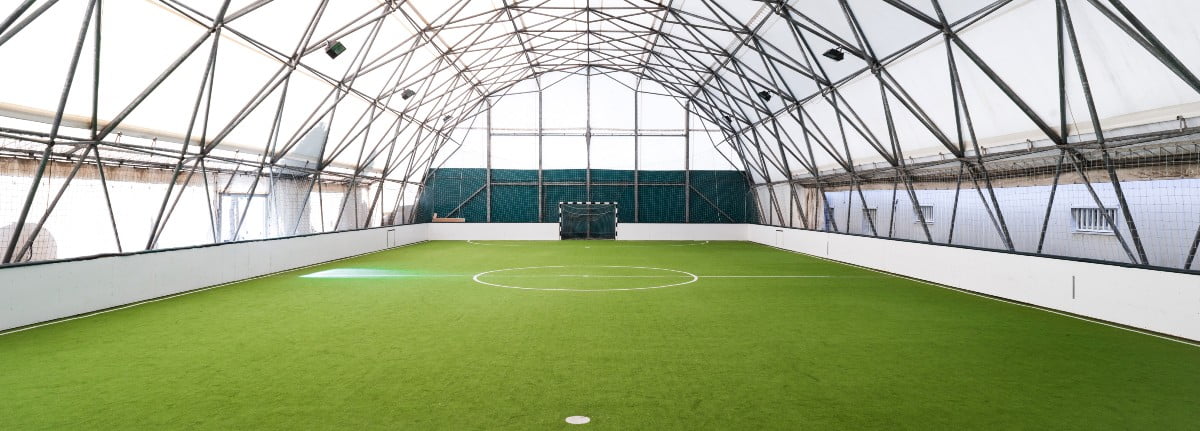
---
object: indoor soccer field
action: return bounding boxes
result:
[5,0,1200,429]
[1,240,1196,430]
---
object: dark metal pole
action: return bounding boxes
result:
[633,83,639,223]
[538,84,545,222]
[1185,222,1200,270]
[684,104,691,223]
[0,0,60,46]
[1061,0,1150,265]
[1087,0,1200,95]
[586,67,592,202]
[486,99,493,222]
[3,0,95,263]
[1038,1,1070,255]
[946,164,964,244]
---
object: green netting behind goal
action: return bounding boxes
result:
[416,168,757,223]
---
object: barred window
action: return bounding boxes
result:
[913,205,934,224]
[1072,208,1117,233]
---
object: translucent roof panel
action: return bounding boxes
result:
[2,0,1198,181]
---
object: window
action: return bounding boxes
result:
[1072,207,1117,233]
[861,208,878,233]
[913,205,934,224]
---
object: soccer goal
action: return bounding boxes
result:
[558,202,618,240]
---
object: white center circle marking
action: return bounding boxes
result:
[472,265,699,292]
[565,416,591,425]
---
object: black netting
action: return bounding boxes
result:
[559,202,618,240]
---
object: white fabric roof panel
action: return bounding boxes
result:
[1,0,1198,181]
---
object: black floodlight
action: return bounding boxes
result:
[325,40,346,59]
[722,114,733,123]
[443,115,452,122]
[757,90,772,102]
[401,89,416,100]
[822,48,845,61]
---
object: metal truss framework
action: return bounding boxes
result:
[0,0,1198,271]
[427,66,747,225]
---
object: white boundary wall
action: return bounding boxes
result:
[424,223,747,241]
[617,223,746,240]
[427,223,559,240]
[0,224,427,332]
[747,225,1200,341]
[4,223,1196,341]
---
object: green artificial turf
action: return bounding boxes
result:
[1,240,1197,430]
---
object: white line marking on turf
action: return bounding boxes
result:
[298,270,856,280]
[465,240,711,247]
[702,275,834,278]
[476,275,840,278]
[297,271,844,282]
[472,265,699,292]
[565,416,591,425]
[466,240,526,246]
[557,274,683,278]
[760,243,1200,348]
[300,268,467,278]
[611,240,710,248]
[0,241,433,337]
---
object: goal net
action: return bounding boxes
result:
[559,202,618,240]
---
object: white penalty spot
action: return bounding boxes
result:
[565,416,591,425]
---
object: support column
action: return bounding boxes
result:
[684,103,691,223]
[3,0,95,263]
[633,85,640,222]
[585,67,592,202]
[537,86,544,222]
[486,99,493,222]
[1039,8,1069,253]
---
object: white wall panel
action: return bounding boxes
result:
[427,223,559,240]
[0,224,427,332]
[616,224,746,240]
[7,221,1194,345]
[748,225,1200,341]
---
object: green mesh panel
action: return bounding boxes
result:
[416,169,756,223]
[591,170,634,183]
[544,185,587,220]
[637,185,686,223]
[490,185,540,222]
[491,169,539,183]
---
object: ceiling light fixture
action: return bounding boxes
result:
[324,40,346,59]
[757,90,772,102]
[822,48,845,61]
[401,89,416,100]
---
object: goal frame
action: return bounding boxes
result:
[558,201,619,240]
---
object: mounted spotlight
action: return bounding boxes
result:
[324,40,347,59]
[757,90,772,102]
[401,89,416,100]
[722,115,734,123]
[443,115,452,122]
[822,48,845,61]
